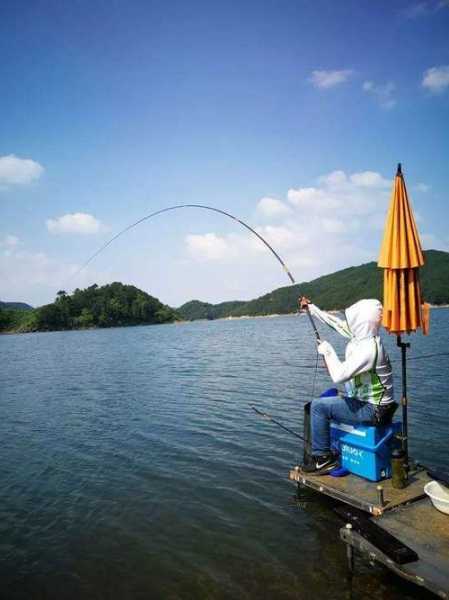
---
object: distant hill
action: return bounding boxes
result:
[178,250,449,320]
[0,283,179,333]
[0,301,33,311]
[2,250,447,332]
[177,300,247,321]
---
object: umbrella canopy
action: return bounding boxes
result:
[378,164,429,335]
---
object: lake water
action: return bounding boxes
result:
[1,309,448,600]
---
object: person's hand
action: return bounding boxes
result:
[317,340,333,357]
[298,296,311,311]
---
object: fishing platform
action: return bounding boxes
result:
[289,464,449,598]
[289,463,429,516]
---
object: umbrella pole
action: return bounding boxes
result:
[397,335,410,467]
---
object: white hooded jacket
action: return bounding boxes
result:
[308,299,394,406]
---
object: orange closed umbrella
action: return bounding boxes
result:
[382,269,427,333]
[378,163,429,470]
[378,163,428,335]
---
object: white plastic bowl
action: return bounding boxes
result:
[424,481,449,515]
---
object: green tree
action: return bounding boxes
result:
[76,308,95,328]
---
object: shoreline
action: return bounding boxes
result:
[2,304,448,335]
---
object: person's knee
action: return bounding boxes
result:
[311,398,328,416]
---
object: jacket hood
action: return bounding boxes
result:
[345,299,383,340]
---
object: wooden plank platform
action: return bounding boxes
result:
[289,465,430,515]
[340,498,449,599]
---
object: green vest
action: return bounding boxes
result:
[350,340,385,405]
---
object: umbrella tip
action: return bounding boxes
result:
[397,162,402,176]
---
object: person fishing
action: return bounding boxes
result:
[299,297,396,474]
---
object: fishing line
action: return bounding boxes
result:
[288,352,449,368]
[71,203,320,340]
[402,351,449,362]
[309,351,320,401]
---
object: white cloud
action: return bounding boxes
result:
[403,1,449,18]
[363,81,396,109]
[309,69,353,89]
[46,212,106,235]
[404,2,431,17]
[318,170,347,187]
[317,169,390,190]
[0,249,78,305]
[422,65,449,93]
[0,234,20,257]
[257,196,291,218]
[0,234,20,248]
[349,171,390,187]
[287,186,342,211]
[321,218,350,234]
[0,154,44,186]
[288,170,390,217]
[256,224,304,251]
[0,240,110,306]
[182,168,400,298]
[415,183,430,192]
[420,233,449,251]
[186,232,233,261]
[185,223,307,265]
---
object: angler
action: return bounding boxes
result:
[299,296,397,474]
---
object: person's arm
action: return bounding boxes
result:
[307,303,352,339]
[317,340,373,384]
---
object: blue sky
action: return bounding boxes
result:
[1,0,448,306]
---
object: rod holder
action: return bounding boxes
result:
[397,335,410,475]
[377,485,385,507]
[345,523,354,574]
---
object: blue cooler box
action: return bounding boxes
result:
[330,420,401,482]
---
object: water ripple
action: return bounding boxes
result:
[1,311,447,599]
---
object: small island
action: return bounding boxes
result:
[0,283,179,333]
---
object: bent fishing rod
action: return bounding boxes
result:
[72,203,320,340]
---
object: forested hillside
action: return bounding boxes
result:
[178,250,449,320]
[0,301,33,311]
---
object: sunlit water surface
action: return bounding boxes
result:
[1,309,448,600]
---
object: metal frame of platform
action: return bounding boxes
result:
[340,498,449,599]
[289,465,449,598]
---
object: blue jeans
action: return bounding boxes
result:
[311,396,376,455]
